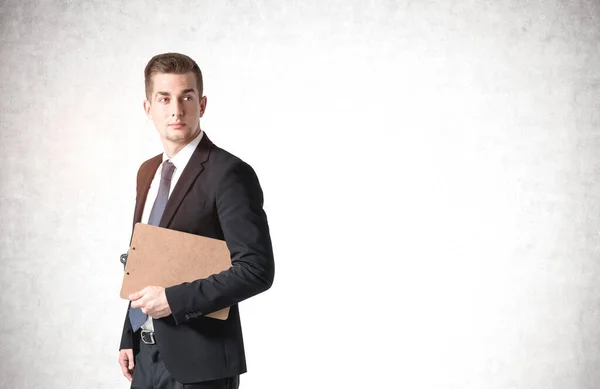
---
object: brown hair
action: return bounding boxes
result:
[144,52,203,99]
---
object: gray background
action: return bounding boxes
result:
[1,0,599,388]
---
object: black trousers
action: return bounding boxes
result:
[131,339,240,389]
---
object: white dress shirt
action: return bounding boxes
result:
[140,130,204,331]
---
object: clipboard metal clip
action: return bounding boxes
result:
[120,252,128,268]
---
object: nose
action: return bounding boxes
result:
[171,100,183,117]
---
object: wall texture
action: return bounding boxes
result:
[0,1,599,388]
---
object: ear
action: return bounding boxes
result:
[143,100,152,119]
[199,96,207,118]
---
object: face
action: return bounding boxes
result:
[144,72,207,151]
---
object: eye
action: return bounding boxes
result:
[158,97,169,103]
[183,96,194,101]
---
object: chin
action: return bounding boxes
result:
[166,131,192,142]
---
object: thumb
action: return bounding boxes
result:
[127,351,135,370]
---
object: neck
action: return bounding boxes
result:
[162,127,201,158]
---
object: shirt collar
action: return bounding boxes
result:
[161,130,204,170]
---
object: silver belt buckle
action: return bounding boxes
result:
[140,329,156,345]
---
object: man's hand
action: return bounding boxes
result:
[118,349,134,381]
[129,286,172,318]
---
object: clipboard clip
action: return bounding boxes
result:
[120,252,128,268]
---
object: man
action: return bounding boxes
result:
[117,52,275,389]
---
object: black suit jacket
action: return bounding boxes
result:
[119,133,275,384]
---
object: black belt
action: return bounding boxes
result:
[140,330,156,345]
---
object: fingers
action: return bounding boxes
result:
[130,298,149,313]
[130,287,161,311]
[130,288,148,309]
[126,349,134,370]
[121,363,133,381]
[130,299,142,309]
[118,350,134,381]
[129,287,148,301]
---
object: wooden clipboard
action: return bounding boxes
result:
[120,223,231,320]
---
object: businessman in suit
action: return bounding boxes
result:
[117,52,275,389]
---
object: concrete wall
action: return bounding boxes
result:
[1,1,599,388]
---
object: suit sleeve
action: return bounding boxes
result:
[119,306,133,350]
[165,160,275,325]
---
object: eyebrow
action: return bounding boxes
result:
[155,89,197,97]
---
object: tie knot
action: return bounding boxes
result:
[161,160,176,181]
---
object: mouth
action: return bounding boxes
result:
[169,123,186,129]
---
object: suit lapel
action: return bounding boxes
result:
[160,134,213,228]
[133,154,162,225]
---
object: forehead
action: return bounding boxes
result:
[150,72,198,95]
